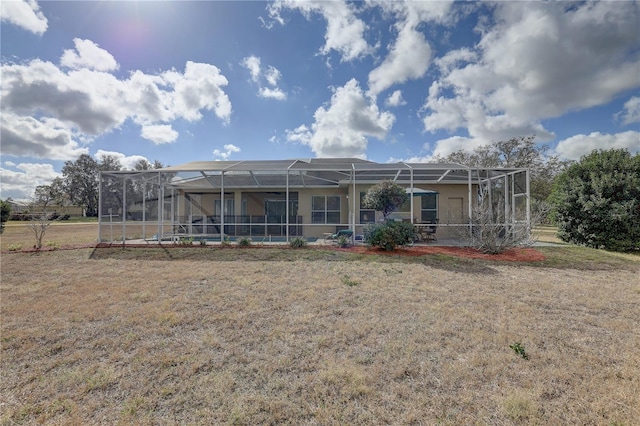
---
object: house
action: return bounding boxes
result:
[98,158,530,243]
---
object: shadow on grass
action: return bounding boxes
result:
[422,253,499,275]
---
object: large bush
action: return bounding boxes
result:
[551,149,640,252]
[0,199,11,234]
[364,221,416,251]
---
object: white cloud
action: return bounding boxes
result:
[264,66,282,87]
[0,162,60,200]
[241,55,287,101]
[554,131,640,161]
[140,124,179,144]
[0,0,48,35]
[259,87,287,101]
[428,136,488,159]
[1,43,232,161]
[212,144,241,160]
[167,61,232,124]
[286,79,395,158]
[60,38,119,72]
[241,55,261,82]
[422,2,640,146]
[95,150,150,170]
[616,96,640,126]
[0,113,88,160]
[385,90,406,107]
[267,0,372,62]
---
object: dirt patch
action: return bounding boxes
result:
[335,245,546,262]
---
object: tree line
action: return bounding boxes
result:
[33,154,165,217]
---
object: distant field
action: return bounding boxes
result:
[1,221,98,251]
[1,243,638,424]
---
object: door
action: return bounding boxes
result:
[447,197,464,224]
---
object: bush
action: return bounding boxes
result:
[289,237,308,248]
[237,237,252,247]
[551,149,640,252]
[363,221,416,251]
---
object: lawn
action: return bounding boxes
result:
[1,238,638,424]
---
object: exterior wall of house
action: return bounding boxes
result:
[172,184,475,240]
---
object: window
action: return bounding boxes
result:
[265,199,298,220]
[312,195,341,224]
[421,194,438,223]
[359,192,375,223]
[214,199,235,217]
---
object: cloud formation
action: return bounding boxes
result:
[286,79,395,157]
[267,0,372,62]
[422,1,640,153]
[616,96,640,126]
[366,1,453,97]
[1,39,232,160]
[213,144,241,160]
[0,0,48,35]
[60,38,119,71]
[554,131,640,161]
[241,55,287,100]
[95,150,150,170]
[0,162,60,200]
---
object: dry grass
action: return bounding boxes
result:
[1,222,98,251]
[1,244,639,425]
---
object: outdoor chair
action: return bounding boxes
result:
[324,229,354,244]
[419,221,438,242]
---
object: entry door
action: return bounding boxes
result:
[447,197,464,223]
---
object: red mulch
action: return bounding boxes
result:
[3,242,546,262]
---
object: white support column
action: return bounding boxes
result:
[526,168,531,235]
[410,167,414,223]
[157,172,162,243]
[504,175,509,236]
[142,181,146,239]
[352,164,356,237]
[286,171,290,242]
[220,171,225,243]
[468,168,473,233]
[98,172,103,242]
[122,177,127,245]
[171,187,175,241]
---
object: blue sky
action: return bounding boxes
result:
[1,0,639,200]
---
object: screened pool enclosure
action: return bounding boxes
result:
[98,158,530,243]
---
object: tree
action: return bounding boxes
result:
[0,199,11,234]
[436,136,570,202]
[361,180,415,250]
[551,149,640,252]
[62,154,100,216]
[27,182,64,250]
[464,177,538,254]
[362,180,409,221]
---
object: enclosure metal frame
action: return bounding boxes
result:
[98,159,530,244]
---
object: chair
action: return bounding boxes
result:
[324,229,354,244]
[420,221,438,242]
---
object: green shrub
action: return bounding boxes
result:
[237,237,251,247]
[551,149,639,252]
[289,237,308,248]
[8,244,22,251]
[363,221,416,251]
[45,241,60,249]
